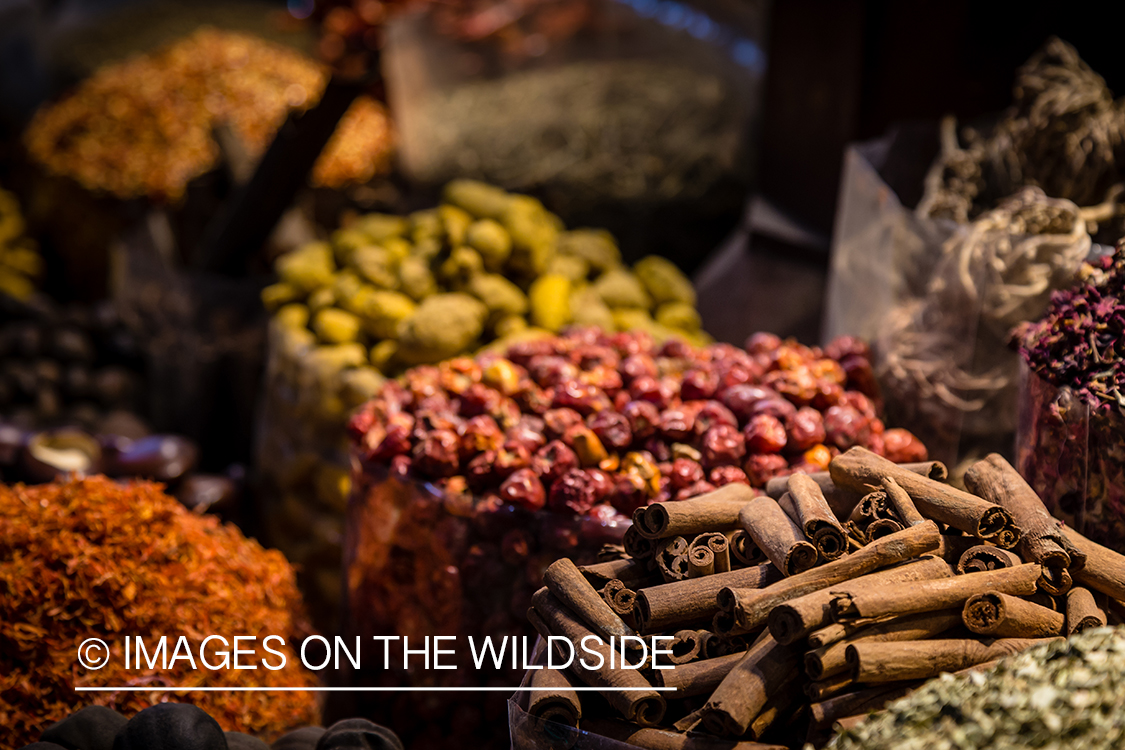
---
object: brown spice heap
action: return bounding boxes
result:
[0,476,318,749]
[24,28,393,201]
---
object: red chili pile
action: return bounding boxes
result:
[348,328,928,521]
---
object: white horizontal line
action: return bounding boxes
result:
[76,687,678,692]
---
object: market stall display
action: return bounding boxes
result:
[825,38,1121,464]
[0,186,42,302]
[0,476,318,748]
[1016,247,1125,554]
[341,326,926,746]
[25,27,393,200]
[825,626,1125,749]
[511,447,1125,748]
[258,181,708,626]
[18,706,402,750]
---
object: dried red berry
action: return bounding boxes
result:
[621,400,661,441]
[702,424,746,467]
[610,472,648,515]
[786,407,826,452]
[460,414,503,457]
[693,400,738,435]
[621,354,657,382]
[553,379,609,415]
[743,453,790,486]
[532,440,580,485]
[458,382,502,417]
[681,368,719,401]
[721,384,777,422]
[412,429,461,478]
[669,457,705,490]
[745,332,782,355]
[710,466,750,486]
[823,404,868,449]
[883,428,928,463]
[499,468,546,510]
[660,404,700,442]
[504,422,547,454]
[675,480,716,501]
[744,414,787,454]
[544,408,584,439]
[548,468,598,515]
[587,411,633,452]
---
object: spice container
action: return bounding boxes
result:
[382,0,768,268]
[824,39,1119,465]
[259,182,709,629]
[339,327,927,748]
[1016,250,1125,555]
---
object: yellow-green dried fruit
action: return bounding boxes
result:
[307,287,336,312]
[330,228,371,265]
[369,339,398,373]
[410,208,443,244]
[350,245,398,289]
[466,219,512,271]
[312,308,361,344]
[261,282,303,312]
[277,242,335,292]
[594,268,651,309]
[569,286,615,331]
[331,270,365,310]
[504,197,558,277]
[308,343,367,377]
[611,307,656,333]
[655,301,702,331]
[443,179,514,219]
[469,273,528,317]
[398,255,437,301]
[380,236,412,265]
[439,204,473,247]
[546,253,589,283]
[339,367,385,408]
[396,293,488,365]
[557,229,621,272]
[2,246,43,277]
[348,288,416,339]
[353,213,408,243]
[276,323,316,357]
[635,255,696,306]
[528,274,572,332]
[438,247,484,288]
[410,237,443,263]
[275,303,310,330]
[0,270,34,300]
[493,314,528,338]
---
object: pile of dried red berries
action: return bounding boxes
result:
[348,328,928,520]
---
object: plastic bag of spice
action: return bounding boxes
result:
[825,131,1090,466]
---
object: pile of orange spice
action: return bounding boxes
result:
[24,28,393,201]
[0,476,319,749]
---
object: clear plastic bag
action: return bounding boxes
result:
[1016,361,1125,554]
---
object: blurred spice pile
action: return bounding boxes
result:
[0,186,42,301]
[24,27,393,201]
[0,476,318,748]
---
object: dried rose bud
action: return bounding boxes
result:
[675,480,716,501]
[786,407,826,452]
[803,444,832,470]
[532,440,580,485]
[743,453,790,486]
[883,428,928,463]
[544,408,584,439]
[681,368,719,400]
[744,414,787,454]
[702,423,746,467]
[587,410,633,452]
[460,414,503,456]
[710,465,750,486]
[458,383,503,418]
[499,469,546,511]
[693,400,738,435]
[622,400,661,441]
[611,472,648,514]
[548,468,598,515]
[824,404,868,449]
[412,429,461,478]
[482,358,524,396]
[745,332,782,355]
[721,384,778,422]
[669,457,705,490]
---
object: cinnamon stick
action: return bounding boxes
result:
[664,630,706,665]
[716,521,941,635]
[830,447,1020,548]
[804,672,856,701]
[765,463,947,499]
[808,683,919,731]
[545,558,636,641]
[831,563,1041,622]
[657,536,691,582]
[739,497,819,576]
[805,609,961,680]
[963,454,1085,594]
[580,719,787,750]
[602,579,639,628]
[728,530,766,566]
[881,476,925,526]
[778,474,849,561]
[1062,526,1125,601]
[768,555,952,645]
[637,563,782,634]
[845,637,1062,683]
[864,517,905,543]
[625,525,657,560]
[655,652,743,698]
[582,558,652,587]
[528,668,582,732]
[1065,586,1107,635]
[699,633,798,738]
[634,484,756,539]
[746,677,802,741]
[962,592,1065,637]
[956,545,1023,574]
[530,588,666,726]
[693,532,731,574]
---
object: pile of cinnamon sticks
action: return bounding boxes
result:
[514,447,1125,749]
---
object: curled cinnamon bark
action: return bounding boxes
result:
[528,667,582,735]
[778,474,848,561]
[1062,526,1125,602]
[1065,586,1107,635]
[739,497,819,576]
[957,545,1024,574]
[601,579,639,628]
[728,529,767,566]
[655,652,743,698]
[634,484,756,539]
[545,557,636,640]
[699,633,798,738]
[804,609,961,680]
[962,592,1065,637]
[845,637,1061,683]
[637,563,781,634]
